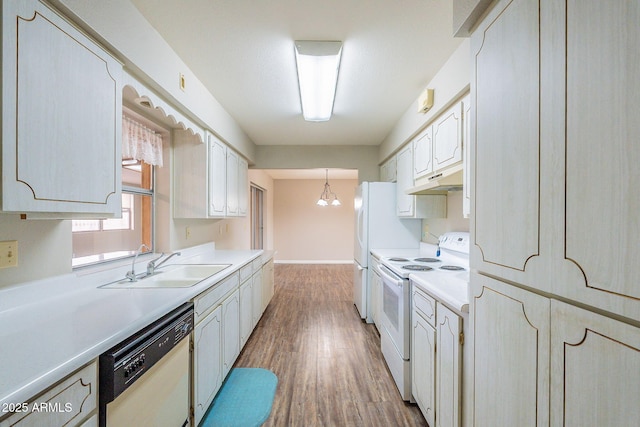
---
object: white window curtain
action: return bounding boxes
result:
[122,116,163,166]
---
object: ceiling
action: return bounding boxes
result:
[129,0,463,147]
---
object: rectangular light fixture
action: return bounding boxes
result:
[294,40,342,122]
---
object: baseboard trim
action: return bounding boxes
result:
[274,260,354,265]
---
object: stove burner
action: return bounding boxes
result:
[388,257,410,262]
[402,265,433,271]
[440,265,465,271]
[414,257,440,263]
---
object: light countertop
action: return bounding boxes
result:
[0,244,270,408]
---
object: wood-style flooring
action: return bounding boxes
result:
[234,264,427,426]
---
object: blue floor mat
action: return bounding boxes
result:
[200,368,278,427]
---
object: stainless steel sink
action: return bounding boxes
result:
[100,264,231,289]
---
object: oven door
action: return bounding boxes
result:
[379,264,410,359]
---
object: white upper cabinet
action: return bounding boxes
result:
[380,156,397,182]
[2,0,122,217]
[238,156,248,216]
[397,139,447,219]
[208,135,228,217]
[462,95,471,218]
[432,102,463,173]
[413,101,463,183]
[173,130,247,218]
[226,150,239,216]
[413,127,434,179]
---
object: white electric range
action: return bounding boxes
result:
[373,232,470,401]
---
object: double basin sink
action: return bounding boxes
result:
[100,264,231,289]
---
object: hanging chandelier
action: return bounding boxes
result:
[317,169,341,206]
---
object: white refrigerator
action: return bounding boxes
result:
[353,182,421,322]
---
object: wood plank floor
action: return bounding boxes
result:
[234,264,427,426]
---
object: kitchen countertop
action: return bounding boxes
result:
[0,243,268,408]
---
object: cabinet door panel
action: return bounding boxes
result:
[226,150,239,216]
[471,0,540,271]
[3,1,121,215]
[471,274,550,427]
[433,103,462,172]
[564,0,640,301]
[436,304,461,427]
[208,138,227,217]
[222,290,240,378]
[413,127,433,179]
[412,313,436,426]
[551,300,640,427]
[396,145,415,217]
[193,306,222,425]
[238,156,248,217]
[239,280,253,348]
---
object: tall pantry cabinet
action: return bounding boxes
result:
[469,0,640,425]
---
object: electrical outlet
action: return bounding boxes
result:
[0,240,18,268]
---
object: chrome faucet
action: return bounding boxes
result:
[146,251,181,276]
[126,244,151,282]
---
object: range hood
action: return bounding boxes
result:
[406,164,464,195]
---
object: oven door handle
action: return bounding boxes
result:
[379,265,405,288]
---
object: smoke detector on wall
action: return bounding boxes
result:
[417,88,434,113]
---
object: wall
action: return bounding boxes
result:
[421,191,470,243]
[273,179,357,263]
[254,145,379,183]
[378,39,471,164]
[0,216,71,288]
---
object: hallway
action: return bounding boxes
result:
[234,264,427,426]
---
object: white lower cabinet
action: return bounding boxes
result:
[370,258,382,329]
[435,304,462,427]
[412,289,436,426]
[471,273,550,427]
[192,257,275,425]
[412,283,464,427]
[222,289,240,378]
[252,268,263,328]
[193,305,223,426]
[262,259,274,312]
[0,362,97,427]
[550,300,640,427]
[239,276,253,348]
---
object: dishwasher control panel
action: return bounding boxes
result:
[99,302,194,403]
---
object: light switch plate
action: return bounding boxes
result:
[0,240,18,268]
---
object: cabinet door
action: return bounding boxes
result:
[432,103,462,173]
[208,137,227,217]
[252,269,263,328]
[412,310,436,426]
[413,126,434,179]
[262,259,274,311]
[396,145,415,217]
[2,0,121,216]
[471,273,550,427]
[226,150,239,216]
[470,0,541,276]
[559,0,640,317]
[237,156,248,217]
[193,305,222,425]
[436,303,462,427]
[551,300,640,427]
[239,279,253,348]
[370,269,381,328]
[380,156,397,182]
[222,289,240,378]
[462,95,471,219]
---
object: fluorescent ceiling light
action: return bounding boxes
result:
[294,41,342,122]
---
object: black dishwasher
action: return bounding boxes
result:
[99,302,194,427]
